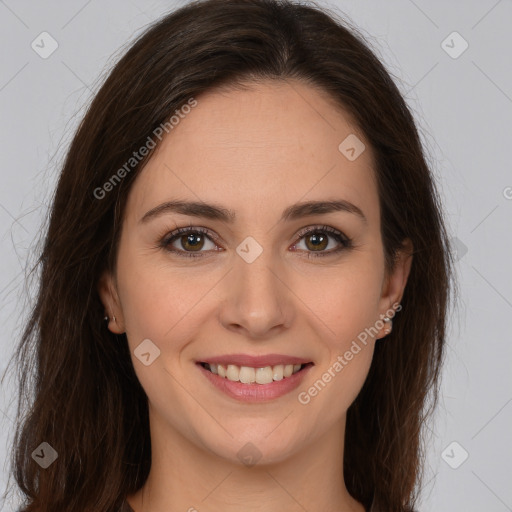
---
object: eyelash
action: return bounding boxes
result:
[157,224,353,259]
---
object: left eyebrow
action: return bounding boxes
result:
[139,199,367,225]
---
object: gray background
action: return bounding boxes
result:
[0,0,511,510]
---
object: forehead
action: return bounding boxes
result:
[127,79,379,225]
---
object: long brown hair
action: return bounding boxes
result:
[3,0,455,510]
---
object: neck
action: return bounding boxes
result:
[127,409,365,512]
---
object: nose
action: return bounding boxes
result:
[217,251,294,339]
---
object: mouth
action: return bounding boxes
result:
[198,361,313,385]
[195,359,314,402]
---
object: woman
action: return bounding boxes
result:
[6,0,455,510]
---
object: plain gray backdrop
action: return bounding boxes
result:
[0,1,511,510]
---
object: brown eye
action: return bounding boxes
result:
[292,225,352,258]
[304,232,329,252]
[160,227,219,257]
[179,232,205,251]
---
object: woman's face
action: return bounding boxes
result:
[99,79,411,466]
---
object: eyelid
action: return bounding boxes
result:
[159,226,221,256]
[159,224,351,257]
[294,224,349,243]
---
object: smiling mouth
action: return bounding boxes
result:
[199,362,313,385]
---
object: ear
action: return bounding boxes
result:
[377,238,413,334]
[97,270,125,334]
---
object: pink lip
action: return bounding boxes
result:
[197,362,314,402]
[197,353,312,367]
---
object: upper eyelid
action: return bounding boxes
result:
[163,224,347,248]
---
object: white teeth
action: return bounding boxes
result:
[272,365,284,381]
[226,364,240,381]
[239,366,256,384]
[206,362,305,384]
[255,366,273,384]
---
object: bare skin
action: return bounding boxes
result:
[98,79,412,512]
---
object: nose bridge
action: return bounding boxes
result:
[235,241,284,307]
[236,248,279,294]
[218,238,293,336]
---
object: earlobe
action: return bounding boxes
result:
[97,271,125,334]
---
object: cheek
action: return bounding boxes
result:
[115,244,175,350]
[294,266,380,428]
[291,256,382,407]
[119,272,191,350]
[298,259,384,345]
[116,237,198,331]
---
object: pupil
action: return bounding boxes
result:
[183,233,203,250]
[308,233,327,250]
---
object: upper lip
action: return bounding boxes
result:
[197,353,313,367]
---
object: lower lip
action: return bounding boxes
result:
[197,363,313,402]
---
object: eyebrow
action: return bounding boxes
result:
[140,199,367,225]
